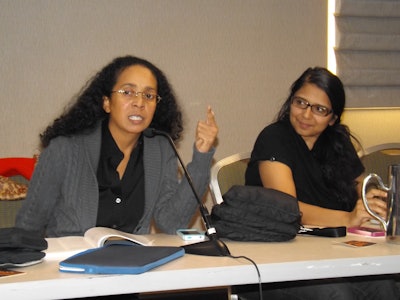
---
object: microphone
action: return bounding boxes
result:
[143,128,230,257]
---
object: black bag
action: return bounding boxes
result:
[211,185,301,242]
[0,227,47,267]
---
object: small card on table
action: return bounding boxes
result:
[336,240,376,248]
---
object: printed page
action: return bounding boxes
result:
[45,236,93,260]
[84,227,153,247]
[45,227,154,261]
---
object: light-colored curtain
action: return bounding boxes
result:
[335,0,400,107]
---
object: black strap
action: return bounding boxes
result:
[298,226,347,237]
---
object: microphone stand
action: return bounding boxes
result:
[144,128,230,257]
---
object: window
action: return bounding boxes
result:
[329,0,400,108]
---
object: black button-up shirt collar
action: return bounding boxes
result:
[96,120,145,233]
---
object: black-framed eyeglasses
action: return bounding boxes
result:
[291,96,332,117]
[111,89,162,103]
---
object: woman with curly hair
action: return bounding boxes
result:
[241,67,399,300]
[16,55,218,237]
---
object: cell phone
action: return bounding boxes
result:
[176,229,205,241]
[347,226,385,237]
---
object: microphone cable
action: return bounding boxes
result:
[228,254,263,300]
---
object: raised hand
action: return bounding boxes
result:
[195,105,218,153]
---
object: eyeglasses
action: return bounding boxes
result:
[111,89,162,103]
[291,97,332,117]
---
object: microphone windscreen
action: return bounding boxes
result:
[143,128,155,138]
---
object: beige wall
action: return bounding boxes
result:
[342,108,400,152]
[0,0,328,162]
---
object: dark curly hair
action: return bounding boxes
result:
[40,55,183,148]
[276,67,362,211]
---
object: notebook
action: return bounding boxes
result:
[59,243,185,274]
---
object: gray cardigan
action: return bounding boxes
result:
[15,124,214,237]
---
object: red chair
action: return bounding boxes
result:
[0,157,37,180]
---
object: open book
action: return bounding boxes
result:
[45,227,154,260]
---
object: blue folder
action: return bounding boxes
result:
[59,243,185,274]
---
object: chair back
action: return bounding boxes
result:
[209,152,251,204]
[361,143,400,181]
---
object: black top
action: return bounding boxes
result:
[96,121,145,232]
[245,120,364,211]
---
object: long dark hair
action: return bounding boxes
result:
[278,67,361,210]
[40,55,183,148]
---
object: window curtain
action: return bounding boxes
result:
[334,0,400,107]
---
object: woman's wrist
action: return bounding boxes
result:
[344,211,359,228]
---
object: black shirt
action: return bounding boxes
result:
[245,120,364,211]
[96,121,145,232]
